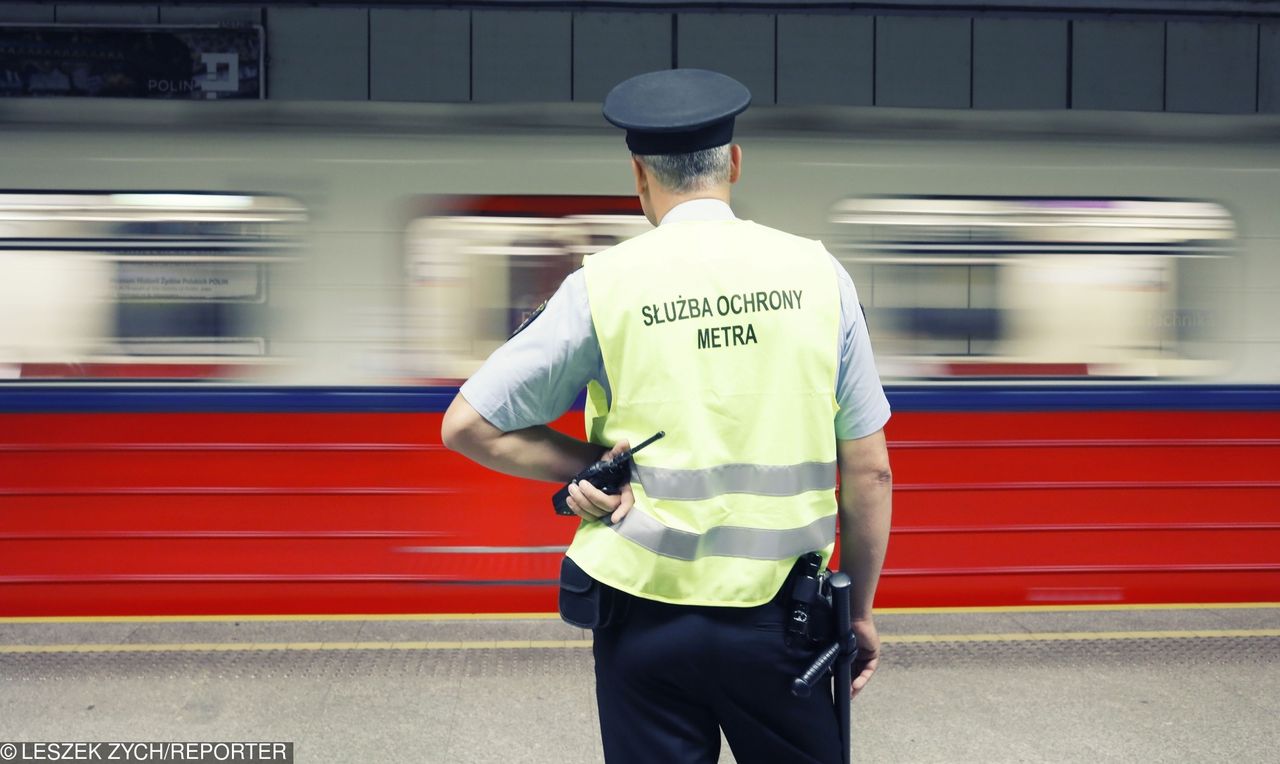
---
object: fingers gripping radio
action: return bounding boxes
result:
[551,431,665,516]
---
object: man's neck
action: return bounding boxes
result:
[659,198,736,226]
[648,188,732,226]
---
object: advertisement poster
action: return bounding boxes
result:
[115,262,265,302]
[0,25,263,99]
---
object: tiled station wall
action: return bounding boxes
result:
[2,3,1278,112]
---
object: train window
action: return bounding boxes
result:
[403,196,649,382]
[828,197,1235,379]
[0,192,305,381]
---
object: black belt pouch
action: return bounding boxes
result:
[559,556,628,630]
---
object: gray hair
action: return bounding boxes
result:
[635,144,732,194]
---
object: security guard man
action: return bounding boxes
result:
[442,69,893,764]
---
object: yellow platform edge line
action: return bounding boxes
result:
[885,629,1280,644]
[878,602,1280,615]
[2,630,1278,654]
[2,602,1277,624]
[0,640,597,654]
[0,612,566,624]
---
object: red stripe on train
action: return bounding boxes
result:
[1,410,1277,616]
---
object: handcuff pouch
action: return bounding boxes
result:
[558,556,629,630]
[785,552,834,648]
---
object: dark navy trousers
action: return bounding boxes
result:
[592,591,844,764]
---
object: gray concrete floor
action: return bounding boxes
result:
[1,607,1276,763]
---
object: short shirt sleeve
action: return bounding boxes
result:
[830,254,891,440]
[459,269,603,432]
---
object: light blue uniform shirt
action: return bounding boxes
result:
[460,199,891,440]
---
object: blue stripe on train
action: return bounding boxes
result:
[1,385,1279,414]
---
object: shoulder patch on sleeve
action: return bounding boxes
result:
[510,300,547,339]
[509,266,586,339]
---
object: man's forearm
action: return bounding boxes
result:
[441,394,603,483]
[457,422,603,483]
[837,478,892,621]
[835,431,893,621]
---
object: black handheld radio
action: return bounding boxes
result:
[552,431,665,516]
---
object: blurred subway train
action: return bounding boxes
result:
[1,99,1277,616]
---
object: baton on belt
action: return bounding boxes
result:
[791,571,854,764]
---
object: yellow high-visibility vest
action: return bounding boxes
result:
[568,218,841,607]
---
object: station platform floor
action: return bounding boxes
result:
[1,603,1277,763]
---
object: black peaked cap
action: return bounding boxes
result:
[602,69,752,155]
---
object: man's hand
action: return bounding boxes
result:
[564,440,635,524]
[849,617,880,699]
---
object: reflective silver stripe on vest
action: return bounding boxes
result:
[633,461,837,501]
[611,509,836,562]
